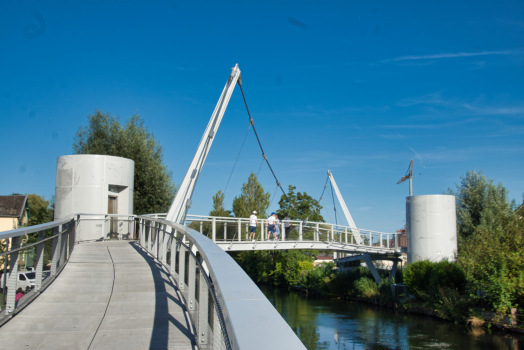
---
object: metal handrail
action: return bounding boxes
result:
[181,214,401,251]
[137,216,306,350]
[0,217,76,324]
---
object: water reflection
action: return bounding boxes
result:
[259,285,521,350]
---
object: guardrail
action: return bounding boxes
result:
[0,216,75,324]
[0,214,306,349]
[148,214,400,251]
[137,215,306,350]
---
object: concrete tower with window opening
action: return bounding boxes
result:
[54,155,134,242]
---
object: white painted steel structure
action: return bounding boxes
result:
[406,195,458,264]
[145,214,401,255]
[327,170,363,245]
[166,65,242,225]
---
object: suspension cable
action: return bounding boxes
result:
[224,124,251,193]
[329,180,338,226]
[268,184,280,209]
[303,174,329,223]
[238,83,296,212]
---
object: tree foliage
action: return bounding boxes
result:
[27,194,54,226]
[277,185,324,222]
[73,110,176,215]
[449,169,524,312]
[232,172,270,218]
[209,190,232,218]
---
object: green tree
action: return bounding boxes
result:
[232,172,271,218]
[209,190,232,217]
[73,110,176,214]
[450,170,524,312]
[27,194,53,226]
[449,170,515,240]
[277,185,324,222]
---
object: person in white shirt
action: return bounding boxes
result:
[249,211,258,241]
[267,212,277,241]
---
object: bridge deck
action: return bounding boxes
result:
[0,241,195,350]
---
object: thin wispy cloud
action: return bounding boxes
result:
[382,50,513,63]
[383,118,482,130]
[463,104,524,116]
[396,91,448,107]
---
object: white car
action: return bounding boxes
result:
[0,271,36,293]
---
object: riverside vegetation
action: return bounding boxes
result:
[225,170,524,326]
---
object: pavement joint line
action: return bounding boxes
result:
[86,246,116,350]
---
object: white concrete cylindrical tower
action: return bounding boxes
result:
[54,155,134,241]
[406,195,457,264]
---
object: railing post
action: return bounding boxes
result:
[223,222,227,241]
[156,222,161,258]
[1,239,7,311]
[331,225,334,241]
[5,236,20,314]
[316,223,319,241]
[299,221,303,241]
[35,230,45,292]
[147,221,152,253]
[261,220,265,241]
[139,219,144,246]
[188,250,196,317]
[369,231,372,246]
[171,228,179,283]
[161,225,168,264]
[198,268,209,346]
[281,222,285,241]
[395,234,399,250]
[178,242,187,291]
[60,224,68,267]
[200,221,203,234]
[212,218,216,242]
[51,225,62,276]
[238,219,241,242]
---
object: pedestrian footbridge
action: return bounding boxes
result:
[0,214,306,350]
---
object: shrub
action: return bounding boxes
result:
[429,260,467,293]
[404,260,467,302]
[355,277,379,298]
[403,260,434,300]
[378,279,395,303]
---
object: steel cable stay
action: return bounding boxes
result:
[238,83,298,215]
[223,124,252,194]
[329,180,338,226]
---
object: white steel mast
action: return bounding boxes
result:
[166,64,242,224]
[327,170,363,244]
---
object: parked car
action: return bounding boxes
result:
[0,271,36,293]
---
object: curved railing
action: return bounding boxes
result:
[136,215,306,350]
[0,216,76,325]
[0,214,306,349]
[145,213,401,251]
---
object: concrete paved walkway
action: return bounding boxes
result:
[0,241,195,350]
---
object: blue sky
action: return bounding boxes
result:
[1,0,523,232]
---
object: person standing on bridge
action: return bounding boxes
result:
[249,211,258,241]
[267,212,277,241]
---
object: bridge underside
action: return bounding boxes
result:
[215,240,399,256]
[0,241,194,350]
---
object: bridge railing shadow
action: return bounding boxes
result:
[137,215,307,350]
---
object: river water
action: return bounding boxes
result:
[259,285,522,350]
